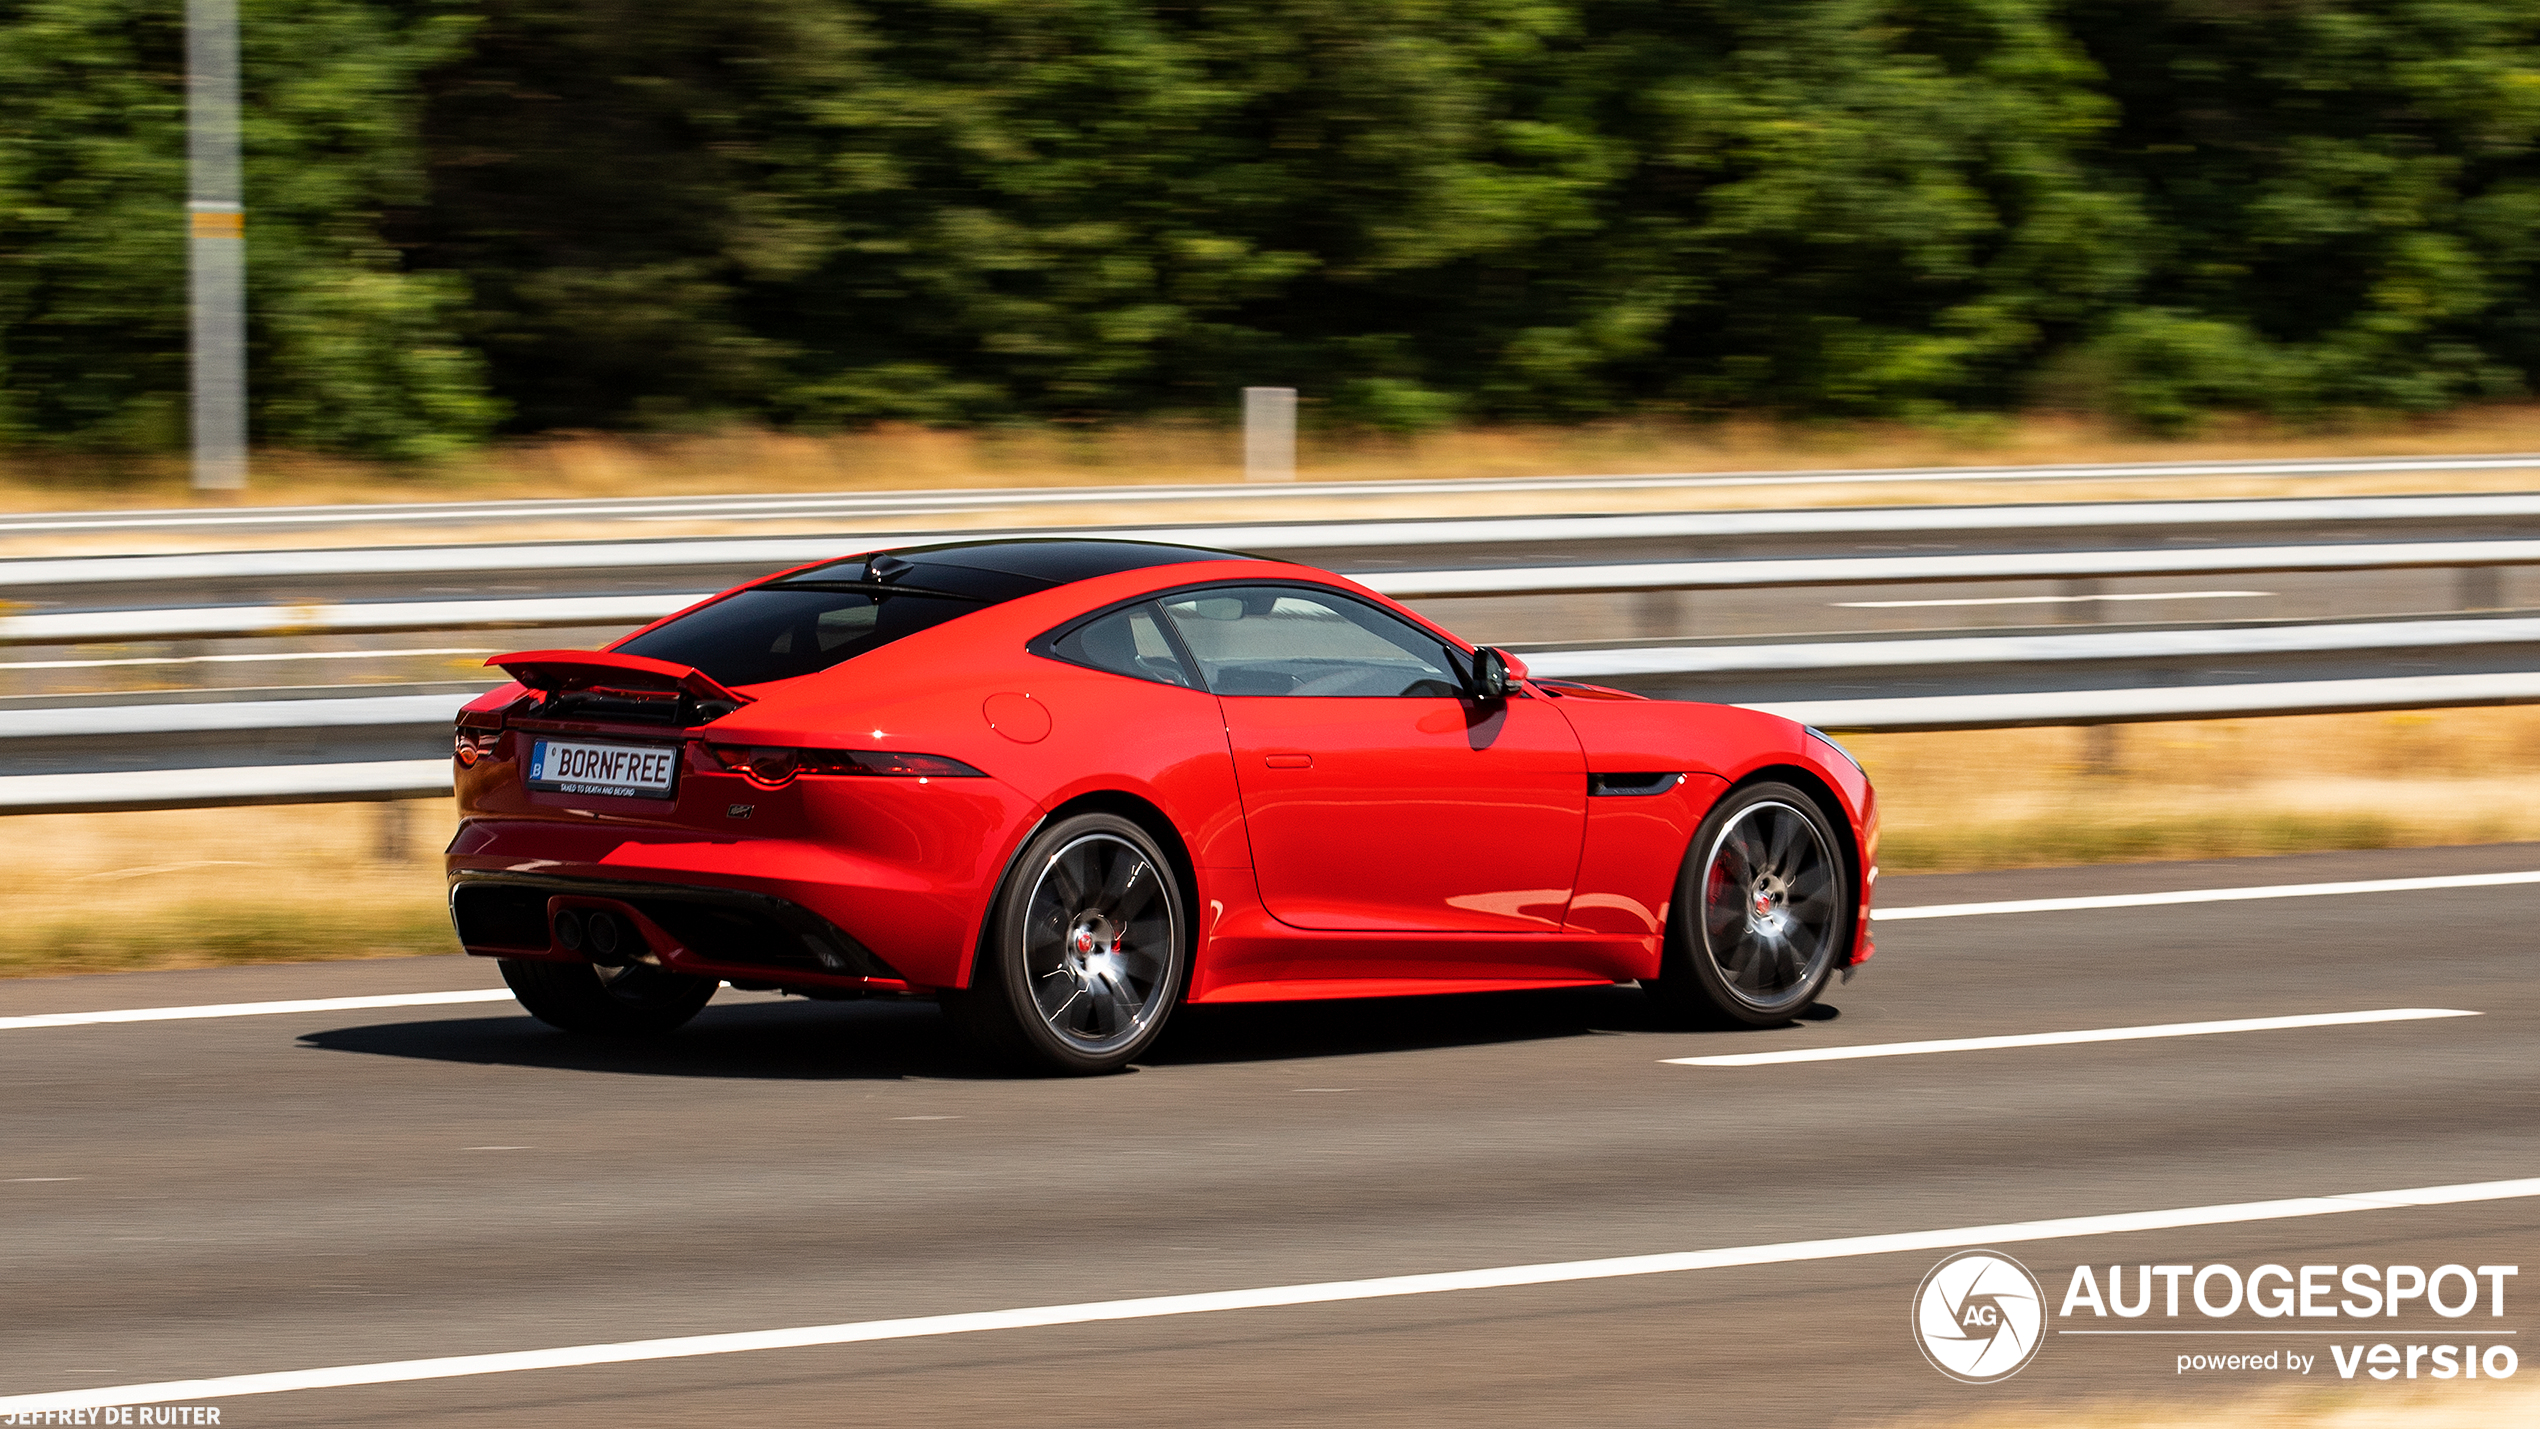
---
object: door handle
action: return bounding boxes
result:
[1263,751,1313,769]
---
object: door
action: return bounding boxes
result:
[1159,585,1586,934]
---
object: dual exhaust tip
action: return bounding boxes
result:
[553,906,637,965]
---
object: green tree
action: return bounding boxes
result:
[2066,0,2540,425]
[21,0,2540,453]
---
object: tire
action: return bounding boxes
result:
[499,957,718,1035]
[1647,781,1853,1028]
[948,812,1189,1074]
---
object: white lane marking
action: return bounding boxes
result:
[1833,590,2270,609]
[1874,868,2540,922]
[1662,1008,2479,1068]
[0,989,513,1032]
[3,1175,2534,1413]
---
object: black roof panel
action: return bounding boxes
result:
[892,539,1246,584]
[784,539,1248,601]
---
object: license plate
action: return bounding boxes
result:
[525,739,679,799]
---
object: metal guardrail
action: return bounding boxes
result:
[10,616,2540,812]
[15,489,2540,594]
[12,486,2540,813]
[11,539,2540,645]
[0,595,687,644]
[1372,539,2540,598]
[0,691,469,741]
[0,759,451,815]
[14,451,2540,539]
[1753,671,2540,732]
[12,671,2540,814]
[1521,615,2540,680]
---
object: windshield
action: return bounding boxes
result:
[615,586,982,687]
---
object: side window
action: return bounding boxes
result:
[1048,602,1198,688]
[1159,586,1466,697]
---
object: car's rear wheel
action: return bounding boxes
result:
[1648,781,1851,1027]
[951,812,1188,1074]
[499,958,718,1035]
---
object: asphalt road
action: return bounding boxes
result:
[3,842,2535,1426]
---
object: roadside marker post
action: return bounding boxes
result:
[1244,387,1296,482]
[185,0,247,492]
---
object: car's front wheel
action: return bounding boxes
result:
[950,812,1189,1074]
[499,958,718,1035]
[1647,781,1852,1027]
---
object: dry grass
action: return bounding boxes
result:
[0,799,457,979]
[1893,1380,2538,1429]
[5,707,2538,978]
[1852,707,2540,873]
[13,407,2540,518]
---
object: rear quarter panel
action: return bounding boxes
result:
[682,566,1261,983]
[720,566,1255,868]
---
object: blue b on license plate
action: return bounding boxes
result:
[526,739,679,799]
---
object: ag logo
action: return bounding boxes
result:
[1913,1250,2046,1383]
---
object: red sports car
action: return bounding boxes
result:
[447,540,1877,1072]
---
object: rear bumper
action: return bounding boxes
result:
[447,870,915,993]
[446,760,1039,987]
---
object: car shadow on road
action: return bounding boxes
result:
[299,985,1839,1080]
[1150,985,1835,1066]
[298,997,970,1081]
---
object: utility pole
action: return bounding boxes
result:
[186,0,246,491]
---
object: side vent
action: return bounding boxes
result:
[1589,771,1684,798]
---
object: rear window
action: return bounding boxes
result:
[616,586,982,687]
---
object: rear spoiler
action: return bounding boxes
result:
[485,650,755,708]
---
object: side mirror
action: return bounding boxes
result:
[1472,646,1515,703]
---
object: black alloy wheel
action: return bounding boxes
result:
[949,811,1188,1074]
[1649,780,1852,1027]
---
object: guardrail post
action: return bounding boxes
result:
[371,800,408,862]
[2081,723,2123,775]
[2057,577,2104,622]
[1243,388,1296,483]
[1633,590,1685,640]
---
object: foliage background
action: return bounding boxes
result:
[7,0,2540,458]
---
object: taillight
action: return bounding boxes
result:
[708,745,803,788]
[704,744,984,787]
[453,693,534,766]
[808,750,985,778]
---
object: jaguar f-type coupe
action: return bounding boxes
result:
[447,539,1877,1072]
